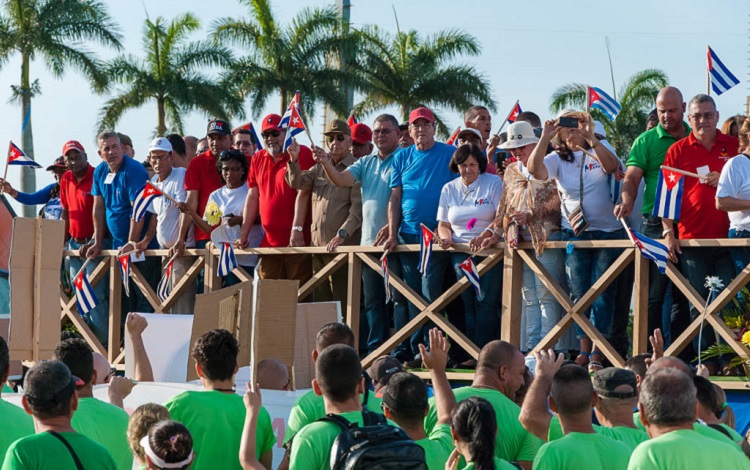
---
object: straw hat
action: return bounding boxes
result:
[499,121,539,149]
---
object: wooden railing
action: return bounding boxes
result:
[60,240,750,387]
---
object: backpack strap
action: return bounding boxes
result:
[362,409,386,426]
[318,413,354,431]
[707,423,734,441]
[47,431,85,470]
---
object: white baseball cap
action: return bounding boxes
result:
[148,137,173,153]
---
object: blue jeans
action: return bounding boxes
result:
[562,228,625,339]
[361,260,398,354]
[729,229,750,275]
[522,231,565,351]
[68,239,110,346]
[396,231,451,357]
[450,252,502,348]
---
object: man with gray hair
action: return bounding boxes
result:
[628,368,748,469]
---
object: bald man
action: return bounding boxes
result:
[614,86,690,344]
[183,135,198,161]
[256,358,290,391]
[92,352,112,384]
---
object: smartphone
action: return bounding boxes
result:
[558,116,579,128]
[494,150,508,166]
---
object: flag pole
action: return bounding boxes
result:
[146,181,178,205]
[706,46,711,96]
[660,165,708,181]
[74,257,93,282]
[493,100,519,136]
[0,141,10,197]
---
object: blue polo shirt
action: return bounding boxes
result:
[91,155,150,249]
[348,152,396,245]
[389,142,457,234]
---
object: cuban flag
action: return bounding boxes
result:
[381,255,391,304]
[217,242,238,277]
[280,91,301,129]
[132,182,163,222]
[233,122,263,150]
[458,257,483,299]
[73,271,98,315]
[347,111,358,127]
[157,260,174,303]
[608,159,626,204]
[652,168,683,220]
[281,92,307,153]
[118,254,130,297]
[446,127,461,147]
[626,227,668,274]
[7,141,42,168]
[588,86,622,121]
[707,46,740,96]
[508,102,523,123]
[417,224,434,276]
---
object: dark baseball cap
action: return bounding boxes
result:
[593,367,637,399]
[46,156,67,172]
[24,360,84,408]
[367,356,404,388]
[207,119,232,136]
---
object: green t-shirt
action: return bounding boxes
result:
[1,385,13,394]
[424,387,542,463]
[534,432,631,470]
[71,397,131,470]
[2,431,116,470]
[635,411,744,451]
[289,410,398,470]
[718,423,744,446]
[460,456,517,470]
[416,423,454,470]
[164,390,275,470]
[0,400,35,458]
[625,122,690,214]
[627,429,750,470]
[548,417,647,449]
[284,389,383,444]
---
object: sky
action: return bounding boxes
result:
[0,0,747,215]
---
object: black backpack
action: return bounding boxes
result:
[318,410,428,470]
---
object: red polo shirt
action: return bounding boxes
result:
[663,130,738,239]
[247,146,314,247]
[59,165,95,239]
[184,150,224,241]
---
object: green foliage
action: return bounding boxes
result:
[549,69,668,157]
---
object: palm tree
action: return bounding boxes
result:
[212,0,357,120]
[0,0,122,216]
[352,26,495,137]
[549,69,669,157]
[98,13,241,136]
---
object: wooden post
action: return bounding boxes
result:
[346,252,361,353]
[501,246,521,346]
[632,249,649,355]
[108,253,122,364]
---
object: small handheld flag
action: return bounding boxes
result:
[132,182,164,222]
[608,159,626,204]
[417,224,434,277]
[6,141,42,168]
[347,111,358,127]
[281,91,307,153]
[652,168,683,220]
[233,122,263,150]
[707,46,740,96]
[217,242,238,277]
[622,220,668,274]
[446,127,461,147]
[588,86,622,121]
[73,270,98,315]
[381,254,392,304]
[157,259,174,303]
[458,257,483,299]
[118,254,131,297]
[508,102,523,124]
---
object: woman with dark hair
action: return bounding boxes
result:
[127,403,170,469]
[527,110,624,372]
[140,420,194,470]
[447,397,516,470]
[437,144,503,352]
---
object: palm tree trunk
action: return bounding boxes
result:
[20,53,36,218]
[157,97,166,136]
[401,103,409,123]
[280,88,288,114]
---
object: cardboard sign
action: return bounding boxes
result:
[293,302,340,390]
[251,280,299,386]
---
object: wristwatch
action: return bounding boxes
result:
[292,226,303,232]
[338,229,349,239]
[662,228,673,237]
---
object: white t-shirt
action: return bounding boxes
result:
[148,168,195,248]
[437,172,503,242]
[717,153,750,231]
[543,143,621,232]
[205,184,255,266]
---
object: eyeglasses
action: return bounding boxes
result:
[262,130,280,138]
[104,367,116,383]
[148,154,171,161]
[690,112,716,122]
[326,134,347,143]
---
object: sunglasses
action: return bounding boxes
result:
[262,130,281,138]
[326,134,347,143]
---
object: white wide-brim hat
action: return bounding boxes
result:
[499,121,540,149]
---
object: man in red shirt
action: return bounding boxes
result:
[59,140,109,335]
[661,94,739,364]
[236,114,314,282]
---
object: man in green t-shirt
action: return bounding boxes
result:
[54,338,132,470]
[3,360,116,470]
[533,365,631,470]
[629,368,749,469]
[0,337,34,457]
[425,340,541,470]
[164,329,275,470]
[614,86,691,341]
[381,328,454,470]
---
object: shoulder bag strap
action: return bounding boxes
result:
[578,152,586,207]
[47,431,85,470]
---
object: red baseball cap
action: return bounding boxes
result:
[262,114,283,132]
[350,123,372,144]
[61,140,85,156]
[408,107,435,124]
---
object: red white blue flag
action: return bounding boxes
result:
[508,102,523,123]
[652,168,683,220]
[118,254,131,297]
[234,122,263,149]
[707,46,740,96]
[347,111,358,127]
[281,91,307,153]
[381,254,391,304]
[157,259,174,303]
[588,86,621,121]
[217,242,238,277]
[73,270,98,315]
[417,224,434,276]
[458,257,483,299]
[446,127,461,147]
[132,182,163,222]
[7,141,42,168]
[626,227,668,274]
